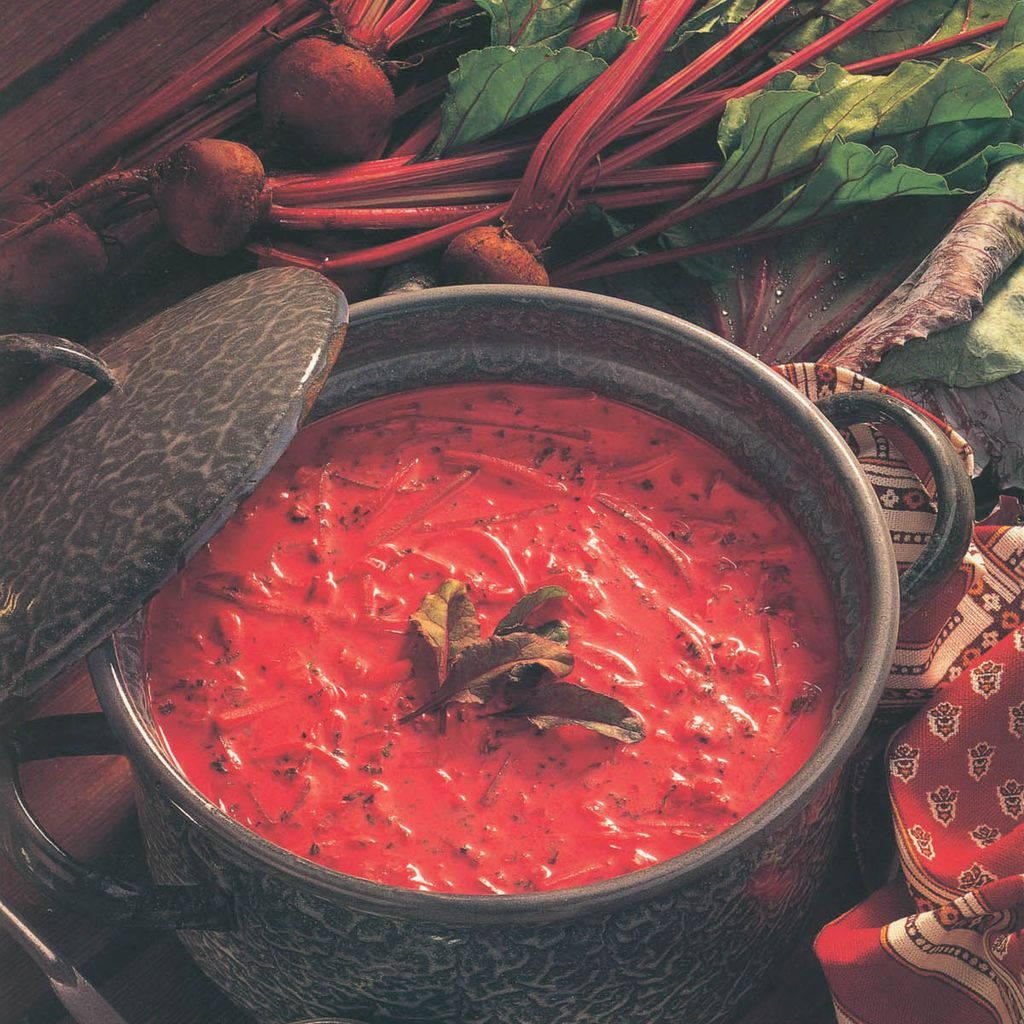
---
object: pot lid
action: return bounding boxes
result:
[0,267,348,720]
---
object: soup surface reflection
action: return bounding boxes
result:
[146,384,839,893]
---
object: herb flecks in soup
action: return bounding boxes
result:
[145,384,839,894]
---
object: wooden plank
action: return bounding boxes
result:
[0,0,270,195]
[0,0,129,92]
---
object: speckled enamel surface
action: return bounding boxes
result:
[90,287,898,1024]
[0,267,347,718]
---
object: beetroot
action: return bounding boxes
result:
[152,140,268,256]
[0,204,107,329]
[442,226,548,286]
[259,38,396,164]
[0,139,268,261]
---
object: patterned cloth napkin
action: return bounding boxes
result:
[777,364,1024,1024]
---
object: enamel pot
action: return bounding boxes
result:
[1,284,974,1024]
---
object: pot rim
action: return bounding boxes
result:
[90,284,899,925]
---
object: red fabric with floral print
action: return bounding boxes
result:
[772,365,1024,1024]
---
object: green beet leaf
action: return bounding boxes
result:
[475,0,587,47]
[744,140,960,235]
[494,584,569,633]
[877,254,1024,387]
[773,0,1020,68]
[494,680,645,743]
[670,0,757,50]
[433,44,607,154]
[410,579,481,680]
[828,158,1024,373]
[706,60,1015,202]
[584,26,636,61]
[400,631,574,719]
[978,2,1024,117]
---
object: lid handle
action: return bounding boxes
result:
[0,334,116,392]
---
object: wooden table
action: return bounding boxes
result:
[0,4,848,1021]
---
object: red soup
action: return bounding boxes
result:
[146,384,840,894]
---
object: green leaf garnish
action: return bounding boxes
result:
[400,631,574,720]
[399,581,642,744]
[492,680,646,743]
[410,578,481,680]
[494,584,569,634]
[506,618,571,694]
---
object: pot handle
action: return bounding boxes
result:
[0,712,232,930]
[0,334,117,391]
[815,391,975,616]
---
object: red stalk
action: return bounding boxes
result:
[268,202,499,229]
[403,0,478,38]
[394,79,448,115]
[506,0,703,244]
[250,203,507,270]
[375,0,420,31]
[556,169,804,276]
[0,170,154,244]
[269,142,536,202]
[844,18,1007,73]
[593,0,798,153]
[267,172,703,230]
[566,2,649,48]
[339,179,520,203]
[552,221,823,284]
[85,1,316,171]
[268,163,714,214]
[379,0,437,46]
[595,183,701,207]
[389,113,443,156]
[269,161,715,210]
[560,0,990,276]
[568,11,621,48]
[597,0,919,178]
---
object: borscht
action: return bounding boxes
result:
[145,384,839,894]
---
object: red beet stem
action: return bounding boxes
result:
[394,79,448,115]
[679,0,832,95]
[568,11,620,48]
[270,161,714,210]
[0,169,153,244]
[85,1,315,172]
[595,183,701,208]
[506,0,702,244]
[844,18,1007,73]
[380,0,437,47]
[268,201,499,229]
[268,169,704,228]
[250,203,507,270]
[556,168,804,278]
[599,0,917,177]
[553,222,818,284]
[594,0,798,153]
[390,113,443,156]
[406,0,479,38]
[269,142,536,202]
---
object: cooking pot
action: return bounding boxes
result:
[1,284,974,1024]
